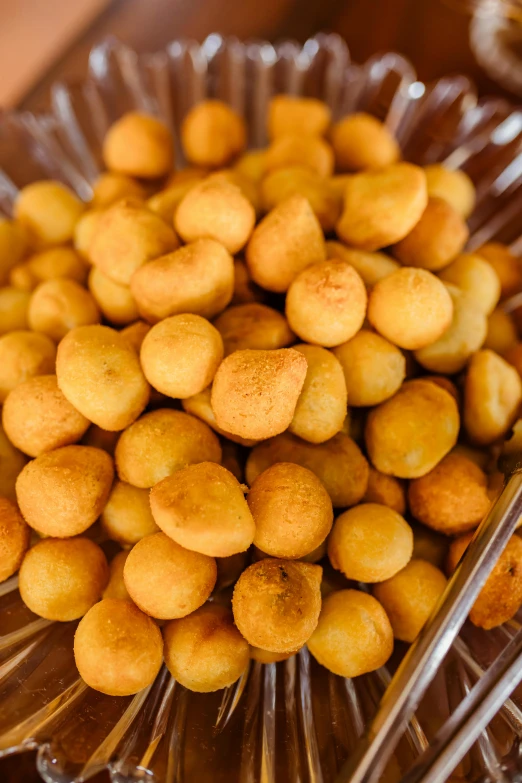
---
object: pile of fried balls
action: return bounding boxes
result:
[2,96,522,698]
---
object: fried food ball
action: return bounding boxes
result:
[484,308,517,355]
[0,218,28,285]
[286,260,367,347]
[333,329,405,407]
[211,348,308,440]
[91,171,146,208]
[181,387,257,447]
[147,178,202,224]
[232,259,265,305]
[247,462,333,558]
[115,408,221,488]
[2,374,89,457]
[181,100,246,168]
[163,603,249,692]
[205,169,260,214]
[328,503,413,582]
[336,163,427,251]
[307,589,393,677]
[140,313,223,399]
[423,164,475,218]
[0,331,56,402]
[408,451,491,535]
[246,431,369,508]
[288,344,346,443]
[411,525,448,570]
[123,532,216,619]
[325,241,400,287]
[214,303,294,357]
[150,462,255,557]
[477,242,522,300]
[268,95,331,139]
[12,247,88,290]
[101,481,158,546]
[19,537,108,621]
[28,279,101,342]
[174,179,255,254]
[131,238,234,323]
[103,550,131,600]
[0,424,27,502]
[16,444,113,537]
[246,194,326,293]
[363,467,406,515]
[249,647,293,663]
[74,598,163,695]
[89,199,178,286]
[464,349,522,445]
[9,264,36,291]
[103,112,174,178]
[234,149,266,184]
[215,551,249,591]
[0,496,30,581]
[331,113,400,172]
[439,253,501,315]
[73,209,103,259]
[448,533,522,629]
[120,320,151,353]
[88,266,139,326]
[423,375,459,401]
[414,285,487,374]
[393,197,468,271]
[373,559,447,642]
[365,379,460,478]
[368,267,453,350]
[260,167,341,231]
[232,559,322,653]
[265,134,334,178]
[0,287,30,334]
[14,181,85,248]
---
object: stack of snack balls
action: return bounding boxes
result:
[1,97,522,699]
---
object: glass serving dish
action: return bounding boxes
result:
[2,33,522,783]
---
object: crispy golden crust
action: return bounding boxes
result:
[103,112,174,179]
[268,96,331,139]
[362,467,406,514]
[101,480,158,545]
[260,166,341,231]
[213,303,294,357]
[181,100,246,168]
[439,253,501,315]
[0,496,29,582]
[88,266,139,326]
[0,330,56,402]
[333,329,405,407]
[393,197,468,271]
[464,349,522,445]
[265,134,334,177]
[331,113,400,172]
[15,181,85,248]
[28,278,101,342]
[477,242,522,299]
[423,164,475,218]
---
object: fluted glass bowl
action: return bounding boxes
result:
[2,33,522,783]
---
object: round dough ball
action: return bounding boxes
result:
[365,379,460,478]
[103,112,174,178]
[74,598,163,695]
[23,247,88,288]
[0,218,28,286]
[28,279,101,342]
[91,172,146,208]
[373,559,447,642]
[140,313,223,399]
[211,348,308,440]
[368,267,453,350]
[393,197,469,271]
[2,374,89,457]
[423,164,475,218]
[115,408,221,488]
[181,387,257,447]
[19,537,108,621]
[147,178,202,224]
[0,496,30,581]
[0,287,31,334]
[0,424,27,502]
[333,329,405,406]
[328,503,412,582]
[363,467,406,515]
[123,532,216,619]
[285,260,367,347]
[150,462,255,557]
[131,238,234,323]
[260,166,341,232]
[246,431,369,508]
[484,308,517,355]
[232,559,322,653]
[88,266,139,326]
[249,647,293,664]
[234,149,267,184]
[0,330,56,402]
[414,285,487,374]
[89,199,178,286]
[408,451,491,536]
[439,253,501,315]
[265,134,334,177]
[246,194,326,293]
[336,163,428,251]
[307,589,393,677]
[15,180,85,248]
[268,95,331,139]
[248,462,333,558]
[331,112,400,172]
[477,242,522,300]
[213,303,294,357]
[163,603,249,692]
[325,241,400,287]
[120,320,151,353]
[464,349,522,445]
[101,480,159,545]
[56,324,150,431]
[201,168,260,213]
[103,550,131,601]
[74,210,104,259]
[289,344,347,443]
[181,100,246,168]
[175,179,255,254]
[16,444,114,537]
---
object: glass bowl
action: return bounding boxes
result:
[2,33,522,783]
